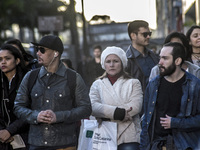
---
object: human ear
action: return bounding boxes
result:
[175,57,182,66]
[16,58,20,65]
[130,32,136,40]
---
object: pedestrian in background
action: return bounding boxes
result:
[6,39,40,70]
[0,44,29,150]
[90,46,143,150]
[140,42,200,150]
[86,45,105,87]
[61,58,74,70]
[77,55,88,82]
[14,35,91,150]
[149,31,200,80]
[126,20,159,93]
[186,25,200,67]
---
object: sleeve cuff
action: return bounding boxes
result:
[114,107,125,121]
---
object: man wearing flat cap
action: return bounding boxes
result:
[14,35,91,150]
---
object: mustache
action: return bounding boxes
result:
[158,64,165,69]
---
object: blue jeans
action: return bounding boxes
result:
[118,142,139,150]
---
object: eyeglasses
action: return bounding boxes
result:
[35,46,46,54]
[135,32,152,38]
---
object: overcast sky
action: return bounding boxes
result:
[75,0,157,29]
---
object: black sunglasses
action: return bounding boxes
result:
[35,46,46,54]
[135,32,152,38]
[141,32,152,38]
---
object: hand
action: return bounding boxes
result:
[45,110,56,124]
[123,107,133,122]
[96,117,102,127]
[0,129,11,143]
[160,115,172,129]
[37,110,56,124]
[5,137,14,143]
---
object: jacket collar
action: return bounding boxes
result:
[184,70,194,83]
[39,61,67,78]
[126,44,150,59]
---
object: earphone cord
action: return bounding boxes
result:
[1,70,10,127]
[45,56,55,72]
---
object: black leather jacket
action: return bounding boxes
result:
[126,45,159,92]
[14,63,91,147]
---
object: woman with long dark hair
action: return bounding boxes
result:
[0,44,28,150]
[186,25,200,67]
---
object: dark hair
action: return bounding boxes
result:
[186,25,200,57]
[0,44,28,73]
[128,20,149,40]
[186,25,200,41]
[6,38,34,61]
[164,42,186,66]
[93,45,102,51]
[164,31,191,61]
[61,59,74,70]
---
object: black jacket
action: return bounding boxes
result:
[0,68,29,149]
[126,45,159,93]
[86,59,105,87]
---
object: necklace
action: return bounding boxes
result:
[192,53,200,63]
[192,52,200,54]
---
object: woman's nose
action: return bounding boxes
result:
[1,59,6,64]
[110,62,114,66]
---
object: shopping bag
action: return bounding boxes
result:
[78,119,98,150]
[78,120,117,150]
[92,121,117,150]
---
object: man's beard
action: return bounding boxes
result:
[159,62,176,77]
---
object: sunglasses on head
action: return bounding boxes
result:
[141,32,152,38]
[35,46,46,54]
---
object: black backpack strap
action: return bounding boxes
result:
[66,68,77,107]
[27,68,40,97]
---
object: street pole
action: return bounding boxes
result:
[81,0,89,58]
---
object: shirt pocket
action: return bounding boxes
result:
[30,88,44,110]
[53,87,73,111]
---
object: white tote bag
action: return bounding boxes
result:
[78,119,98,150]
[78,120,117,150]
[92,121,117,150]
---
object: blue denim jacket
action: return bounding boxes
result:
[140,71,200,150]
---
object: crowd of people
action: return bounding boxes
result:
[0,20,200,150]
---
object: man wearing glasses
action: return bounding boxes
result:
[126,20,159,94]
[14,35,91,150]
